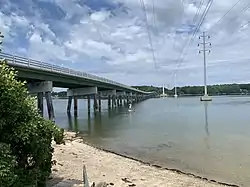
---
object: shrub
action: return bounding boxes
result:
[0,61,64,186]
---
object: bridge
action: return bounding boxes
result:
[0,52,153,121]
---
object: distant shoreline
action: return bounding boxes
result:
[53,94,250,100]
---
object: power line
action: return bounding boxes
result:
[211,1,250,35]
[208,0,242,33]
[171,0,214,85]
[151,0,158,34]
[171,0,206,68]
[139,0,158,69]
[172,0,205,52]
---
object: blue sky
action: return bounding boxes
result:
[1,0,250,88]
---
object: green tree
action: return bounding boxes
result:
[0,61,64,187]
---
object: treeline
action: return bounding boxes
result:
[52,91,67,98]
[133,83,250,96]
[52,83,250,98]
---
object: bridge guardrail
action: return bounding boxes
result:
[0,52,151,94]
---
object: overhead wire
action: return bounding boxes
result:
[171,0,214,88]
[169,0,205,87]
[139,0,158,69]
[208,0,243,34]
[151,0,158,34]
[207,1,250,50]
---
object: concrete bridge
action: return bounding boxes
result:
[0,52,154,121]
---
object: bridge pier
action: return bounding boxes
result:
[28,81,54,121]
[67,96,72,113]
[74,96,78,116]
[87,95,91,115]
[98,94,101,111]
[67,87,98,115]
[93,94,98,111]
[112,95,115,108]
[45,91,55,122]
[108,95,111,109]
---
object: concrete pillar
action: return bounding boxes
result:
[123,97,126,106]
[116,96,118,106]
[74,96,78,117]
[87,95,91,115]
[112,95,115,108]
[93,94,98,111]
[37,92,44,117]
[45,91,55,122]
[108,95,111,109]
[120,96,123,106]
[98,95,101,111]
[28,81,53,119]
[67,96,73,113]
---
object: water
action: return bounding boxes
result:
[44,96,250,186]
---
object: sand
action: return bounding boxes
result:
[50,132,227,187]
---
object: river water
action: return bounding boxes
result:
[44,96,250,186]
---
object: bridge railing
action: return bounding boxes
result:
[0,52,149,94]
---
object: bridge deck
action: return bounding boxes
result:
[0,52,151,94]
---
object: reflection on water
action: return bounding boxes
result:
[48,97,250,187]
[204,102,210,150]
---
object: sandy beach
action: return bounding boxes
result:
[49,132,229,187]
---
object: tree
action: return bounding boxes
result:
[0,61,64,187]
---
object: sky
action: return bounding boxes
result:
[0,0,250,89]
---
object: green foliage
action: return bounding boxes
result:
[133,83,250,96]
[0,61,64,186]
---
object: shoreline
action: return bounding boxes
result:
[50,132,239,187]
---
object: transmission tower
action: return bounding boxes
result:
[198,31,212,101]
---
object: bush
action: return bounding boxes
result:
[0,61,64,186]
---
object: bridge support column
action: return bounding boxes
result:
[120,96,123,106]
[93,94,98,111]
[98,95,101,111]
[117,91,125,107]
[45,91,55,122]
[74,96,78,116]
[67,96,72,113]
[112,95,116,108]
[28,81,54,121]
[99,90,116,110]
[87,95,91,115]
[126,95,130,105]
[108,95,111,109]
[67,87,97,115]
[37,92,44,117]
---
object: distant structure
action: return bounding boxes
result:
[198,31,212,101]
[173,74,178,98]
[160,85,168,97]
[174,86,178,98]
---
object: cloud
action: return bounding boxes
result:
[1,0,250,87]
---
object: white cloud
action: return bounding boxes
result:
[1,0,250,87]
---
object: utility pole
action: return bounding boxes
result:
[174,74,178,98]
[198,31,212,101]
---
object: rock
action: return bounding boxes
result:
[128,184,136,187]
[121,178,132,183]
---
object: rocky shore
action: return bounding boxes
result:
[49,132,228,187]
